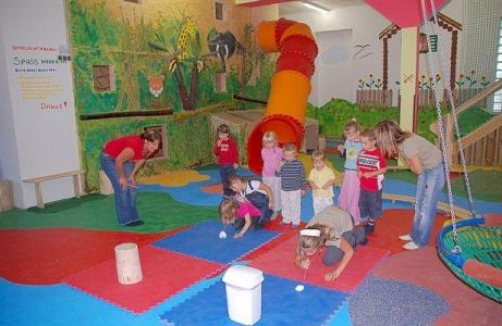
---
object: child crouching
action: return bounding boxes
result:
[219,197,261,238]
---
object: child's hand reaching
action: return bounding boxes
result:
[325,269,341,281]
[234,231,244,238]
[300,258,310,270]
[336,144,344,154]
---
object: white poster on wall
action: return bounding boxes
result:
[311,29,355,106]
[0,0,80,208]
[9,44,71,112]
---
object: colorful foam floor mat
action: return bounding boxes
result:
[1,165,502,325]
[160,273,347,325]
[153,219,280,264]
[250,236,389,292]
[64,246,223,313]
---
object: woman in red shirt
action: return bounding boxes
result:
[100,129,161,226]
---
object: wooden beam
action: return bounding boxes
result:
[455,79,502,114]
[80,109,173,121]
[453,114,502,152]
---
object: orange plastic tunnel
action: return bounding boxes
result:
[247,18,318,174]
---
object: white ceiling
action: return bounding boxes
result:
[279,0,365,15]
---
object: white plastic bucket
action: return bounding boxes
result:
[114,242,143,285]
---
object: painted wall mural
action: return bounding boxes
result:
[67,0,274,191]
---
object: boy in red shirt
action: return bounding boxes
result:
[214,124,239,198]
[357,128,387,234]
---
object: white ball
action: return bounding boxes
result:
[219,231,227,239]
[295,284,304,292]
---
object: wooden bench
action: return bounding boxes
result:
[23,170,85,208]
[383,193,472,219]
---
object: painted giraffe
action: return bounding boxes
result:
[169,17,203,111]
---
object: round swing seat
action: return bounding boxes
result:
[437,216,502,303]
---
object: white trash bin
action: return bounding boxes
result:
[222,265,264,325]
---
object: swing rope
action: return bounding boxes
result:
[421,0,502,303]
[425,0,477,216]
[419,0,462,250]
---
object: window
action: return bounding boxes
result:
[215,2,224,21]
[494,18,502,112]
[93,65,115,91]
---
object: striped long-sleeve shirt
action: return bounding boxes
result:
[275,160,306,191]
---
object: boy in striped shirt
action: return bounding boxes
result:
[275,142,306,228]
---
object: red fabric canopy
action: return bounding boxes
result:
[366,0,451,28]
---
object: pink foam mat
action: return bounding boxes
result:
[63,245,223,313]
[250,236,389,292]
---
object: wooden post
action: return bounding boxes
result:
[400,27,419,133]
[451,30,458,92]
[34,183,44,208]
[0,180,14,211]
[383,38,388,91]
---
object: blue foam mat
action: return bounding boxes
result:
[153,219,280,264]
[160,273,348,326]
[0,275,223,326]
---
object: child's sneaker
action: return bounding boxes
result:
[270,211,281,220]
[364,221,375,234]
[291,224,300,229]
[402,241,420,250]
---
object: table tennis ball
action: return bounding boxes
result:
[295,284,304,292]
[219,230,227,239]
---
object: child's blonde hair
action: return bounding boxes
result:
[297,224,336,254]
[283,142,297,154]
[219,198,239,224]
[344,119,361,134]
[262,131,278,147]
[312,150,325,161]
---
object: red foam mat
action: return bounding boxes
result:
[0,228,180,285]
[64,246,223,313]
[250,236,389,292]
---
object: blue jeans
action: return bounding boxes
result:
[359,188,383,220]
[322,230,358,265]
[245,190,273,224]
[220,164,236,197]
[410,163,445,247]
[100,152,140,225]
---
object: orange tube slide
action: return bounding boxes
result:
[247,18,318,174]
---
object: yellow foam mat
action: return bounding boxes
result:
[140,170,209,187]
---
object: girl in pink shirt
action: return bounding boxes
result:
[219,197,261,238]
[261,131,283,219]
